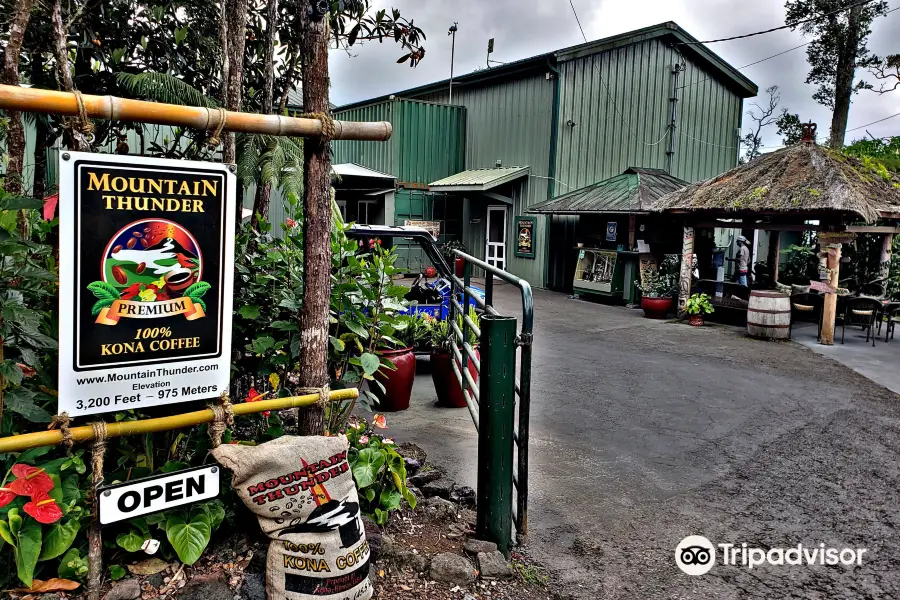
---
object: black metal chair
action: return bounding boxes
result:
[843,297,882,346]
[885,306,900,343]
[788,293,824,340]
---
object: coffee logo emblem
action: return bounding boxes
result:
[90,219,208,325]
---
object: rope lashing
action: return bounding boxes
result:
[63,90,96,147]
[300,112,336,146]
[207,107,228,148]
[86,421,107,600]
[297,385,332,407]
[208,392,234,448]
[48,412,74,454]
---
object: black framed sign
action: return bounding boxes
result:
[514,216,537,259]
[58,152,236,417]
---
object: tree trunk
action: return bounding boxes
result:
[250,0,279,230]
[677,226,695,317]
[829,5,863,149]
[296,11,332,436]
[30,54,49,199]
[278,49,298,114]
[220,0,248,222]
[52,0,85,152]
[2,0,36,196]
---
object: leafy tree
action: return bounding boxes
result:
[785,0,889,148]
[776,110,807,145]
[843,136,900,171]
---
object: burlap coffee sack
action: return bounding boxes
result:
[267,528,372,600]
[211,435,357,536]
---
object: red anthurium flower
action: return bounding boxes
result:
[244,388,269,417]
[0,487,17,508]
[23,494,63,524]
[372,414,388,429]
[9,464,53,496]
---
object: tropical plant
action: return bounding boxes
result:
[684,293,715,316]
[780,244,820,285]
[440,239,467,265]
[395,313,429,351]
[636,257,680,299]
[345,415,416,525]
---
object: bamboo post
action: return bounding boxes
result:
[820,243,842,345]
[678,225,695,316]
[0,390,357,453]
[767,230,781,284]
[0,85,392,141]
[880,234,894,282]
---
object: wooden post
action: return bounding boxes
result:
[678,225,695,316]
[628,215,636,250]
[880,234,894,282]
[296,7,332,436]
[820,243,842,345]
[767,230,781,284]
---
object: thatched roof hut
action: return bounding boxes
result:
[651,144,900,224]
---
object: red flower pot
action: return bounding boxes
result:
[641,296,674,319]
[430,348,479,408]
[455,257,465,278]
[373,347,416,412]
[689,314,704,327]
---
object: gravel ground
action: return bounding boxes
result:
[376,285,900,599]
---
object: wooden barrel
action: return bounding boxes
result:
[747,291,791,339]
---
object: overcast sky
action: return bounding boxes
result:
[328,0,900,148]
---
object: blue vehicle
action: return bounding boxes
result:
[346,225,485,320]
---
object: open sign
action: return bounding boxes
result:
[98,465,219,525]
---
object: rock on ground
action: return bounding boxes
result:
[477,551,513,580]
[450,486,476,507]
[409,469,442,487]
[395,550,429,573]
[421,478,455,499]
[239,572,266,600]
[423,496,457,521]
[103,578,142,600]
[430,552,475,586]
[174,572,232,600]
[463,539,498,555]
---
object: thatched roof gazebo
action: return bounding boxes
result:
[650,140,900,345]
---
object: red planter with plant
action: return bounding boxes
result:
[430,348,479,408]
[689,314,704,327]
[373,347,416,411]
[455,257,465,278]
[641,296,674,319]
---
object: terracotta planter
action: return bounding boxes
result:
[641,296,674,319]
[430,348,479,408]
[689,314,704,327]
[373,347,416,412]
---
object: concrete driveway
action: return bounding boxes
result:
[370,284,900,599]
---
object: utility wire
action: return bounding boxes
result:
[565,0,672,147]
[680,42,811,90]
[678,0,879,44]
[846,111,900,132]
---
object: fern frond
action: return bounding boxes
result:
[116,72,218,108]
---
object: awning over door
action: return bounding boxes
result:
[429,166,529,193]
[527,167,687,215]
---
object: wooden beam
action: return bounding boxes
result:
[694,221,825,232]
[767,230,781,283]
[0,84,392,141]
[820,243,842,346]
[628,214,636,249]
[845,225,900,234]
[678,225,694,316]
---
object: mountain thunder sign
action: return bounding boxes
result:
[59,152,236,417]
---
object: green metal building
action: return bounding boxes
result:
[332,21,758,288]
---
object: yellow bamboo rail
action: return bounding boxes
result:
[0,389,358,453]
[0,85,392,141]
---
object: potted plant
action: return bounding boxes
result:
[441,239,468,278]
[635,257,679,318]
[425,308,480,408]
[685,293,714,326]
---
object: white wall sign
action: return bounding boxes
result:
[58,152,235,416]
[98,465,220,525]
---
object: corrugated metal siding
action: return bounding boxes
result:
[554,37,742,190]
[416,73,555,286]
[332,101,396,176]
[393,99,465,184]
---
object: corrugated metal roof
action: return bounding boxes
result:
[429,166,529,191]
[332,163,395,179]
[527,167,687,215]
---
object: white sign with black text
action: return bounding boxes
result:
[98,465,220,525]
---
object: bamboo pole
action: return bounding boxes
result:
[820,244,842,345]
[0,389,357,453]
[0,85,392,142]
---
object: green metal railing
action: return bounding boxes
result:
[448,250,533,552]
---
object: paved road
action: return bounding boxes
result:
[370,284,900,599]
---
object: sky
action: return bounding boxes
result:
[328,0,900,149]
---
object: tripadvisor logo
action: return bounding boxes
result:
[675,535,868,575]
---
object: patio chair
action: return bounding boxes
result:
[885,306,900,343]
[842,297,882,346]
[788,293,824,340]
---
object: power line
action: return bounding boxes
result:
[567,0,587,44]
[680,41,811,90]
[846,111,900,132]
[678,0,880,45]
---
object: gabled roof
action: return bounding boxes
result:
[650,144,900,223]
[429,167,530,192]
[335,22,757,112]
[528,168,688,215]
[332,163,395,180]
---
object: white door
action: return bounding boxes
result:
[486,206,508,271]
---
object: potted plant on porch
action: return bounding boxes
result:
[635,270,677,319]
[685,293,715,326]
[425,308,480,408]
